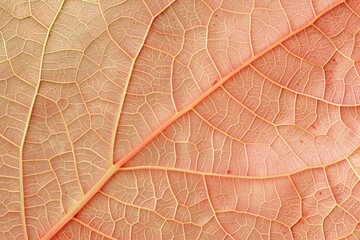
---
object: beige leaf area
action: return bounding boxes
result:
[1,0,360,239]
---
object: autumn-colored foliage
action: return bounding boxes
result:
[1,0,359,239]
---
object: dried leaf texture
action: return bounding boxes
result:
[0,0,359,239]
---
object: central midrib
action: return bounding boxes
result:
[42,1,346,239]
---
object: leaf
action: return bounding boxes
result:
[1,0,360,239]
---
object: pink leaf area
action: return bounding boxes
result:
[1,0,360,239]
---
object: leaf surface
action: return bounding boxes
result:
[1,0,360,239]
